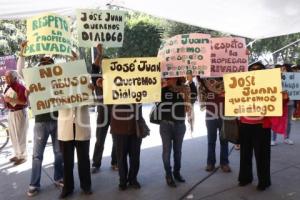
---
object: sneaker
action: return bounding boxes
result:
[271,140,277,146]
[284,138,294,145]
[205,164,215,172]
[54,180,64,187]
[220,164,232,173]
[91,167,100,174]
[27,187,39,197]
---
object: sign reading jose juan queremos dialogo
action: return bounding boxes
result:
[76,9,125,47]
[25,13,72,56]
[0,55,16,94]
[282,72,300,100]
[102,57,161,104]
[22,60,93,115]
[224,68,282,116]
[158,33,211,78]
[210,37,248,77]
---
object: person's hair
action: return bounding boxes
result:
[274,64,282,68]
[38,56,54,66]
[282,63,293,72]
[9,70,19,80]
[248,62,265,71]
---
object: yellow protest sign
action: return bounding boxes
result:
[22,60,94,115]
[102,58,161,104]
[25,12,72,56]
[224,68,282,116]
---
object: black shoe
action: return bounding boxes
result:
[119,183,127,191]
[82,188,93,195]
[91,167,100,174]
[166,176,176,188]
[257,182,271,191]
[129,180,141,189]
[238,181,252,187]
[173,172,186,183]
[59,189,73,199]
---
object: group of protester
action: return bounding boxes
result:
[2,40,298,198]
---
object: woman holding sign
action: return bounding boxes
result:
[159,77,190,187]
[238,62,272,191]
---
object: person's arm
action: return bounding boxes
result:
[94,43,103,67]
[17,41,27,79]
[91,44,104,86]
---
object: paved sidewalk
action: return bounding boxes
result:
[0,105,299,200]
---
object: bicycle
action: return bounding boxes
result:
[0,108,9,151]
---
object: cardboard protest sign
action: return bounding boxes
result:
[25,13,72,56]
[158,33,211,78]
[282,72,300,100]
[102,57,161,104]
[210,37,248,77]
[76,9,125,48]
[224,68,282,116]
[22,60,93,115]
[0,55,17,94]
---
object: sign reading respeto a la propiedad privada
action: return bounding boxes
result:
[76,9,125,47]
[0,55,16,94]
[25,12,72,56]
[224,68,282,116]
[22,60,94,115]
[157,33,211,77]
[282,72,300,100]
[102,58,161,104]
[210,37,248,77]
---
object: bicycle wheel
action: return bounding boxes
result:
[0,121,9,151]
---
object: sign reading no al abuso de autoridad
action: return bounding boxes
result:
[22,60,94,115]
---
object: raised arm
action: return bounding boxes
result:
[17,41,27,79]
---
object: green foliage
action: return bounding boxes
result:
[249,33,300,65]
[105,13,163,58]
[0,20,26,56]
[163,20,227,38]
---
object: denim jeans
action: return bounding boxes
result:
[160,121,186,176]
[29,121,63,188]
[205,117,229,166]
[272,105,294,140]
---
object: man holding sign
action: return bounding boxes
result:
[17,42,64,197]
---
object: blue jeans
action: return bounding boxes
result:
[160,121,186,176]
[206,117,229,166]
[272,105,293,140]
[29,121,63,188]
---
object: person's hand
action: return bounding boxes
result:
[282,91,289,100]
[19,41,28,56]
[88,83,95,91]
[70,50,78,61]
[219,92,225,97]
[96,78,103,88]
[96,44,103,57]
